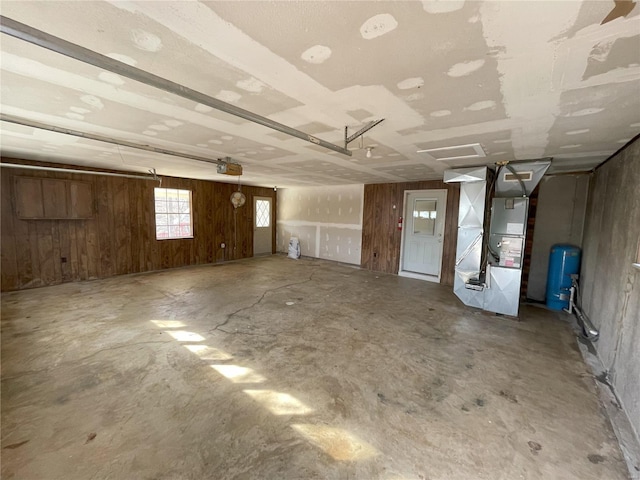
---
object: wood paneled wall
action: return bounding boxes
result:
[1,159,276,291]
[361,180,460,286]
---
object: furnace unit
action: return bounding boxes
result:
[445,160,551,317]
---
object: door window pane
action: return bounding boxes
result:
[413,199,437,235]
[256,199,270,227]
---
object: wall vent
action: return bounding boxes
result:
[503,171,533,182]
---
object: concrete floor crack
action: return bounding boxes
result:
[209,272,316,334]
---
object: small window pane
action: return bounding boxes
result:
[156,225,169,239]
[154,188,192,239]
[178,201,190,213]
[256,199,270,228]
[168,199,180,212]
[155,201,167,213]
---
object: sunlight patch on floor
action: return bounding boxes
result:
[291,424,379,461]
[244,390,314,415]
[211,365,266,383]
[165,330,206,342]
[184,344,233,360]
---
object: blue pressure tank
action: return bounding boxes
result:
[546,244,581,311]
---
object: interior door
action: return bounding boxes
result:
[401,190,447,277]
[253,196,273,256]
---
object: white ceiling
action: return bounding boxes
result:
[1,1,639,187]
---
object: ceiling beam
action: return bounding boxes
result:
[0,15,352,157]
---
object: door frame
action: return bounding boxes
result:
[398,189,448,283]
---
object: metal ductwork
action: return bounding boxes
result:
[445,160,551,317]
[494,160,551,197]
[444,167,489,310]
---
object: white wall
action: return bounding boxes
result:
[277,185,364,265]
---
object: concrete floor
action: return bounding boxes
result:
[1,256,630,480]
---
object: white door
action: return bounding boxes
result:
[400,190,447,280]
[253,196,272,256]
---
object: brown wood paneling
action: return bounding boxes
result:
[42,179,68,219]
[1,175,18,290]
[69,181,93,219]
[0,158,276,291]
[14,177,44,218]
[361,180,460,286]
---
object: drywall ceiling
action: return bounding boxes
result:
[1,1,639,187]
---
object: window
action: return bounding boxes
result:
[154,188,192,240]
[256,199,270,228]
[412,199,437,235]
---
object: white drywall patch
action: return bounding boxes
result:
[422,0,465,14]
[69,107,91,114]
[215,90,242,103]
[560,144,582,149]
[465,100,496,111]
[397,77,424,90]
[447,59,485,77]
[566,108,605,117]
[405,93,424,102]
[194,103,213,113]
[430,110,452,117]
[589,40,615,63]
[566,129,590,135]
[301,45,332,64]
[208,139,223,144]
[106,53,137,66]
[236,77,266,93]
[98,72,125,86]
[143,130,157,136]
[130,29,163,52]
[149,124,170,131]
[80,95,104,110]
[360,14,398,40]
[164,120,183,127]
[65,112,84,120]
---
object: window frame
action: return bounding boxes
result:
[153,187,194,241]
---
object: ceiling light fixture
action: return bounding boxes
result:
[366,147,373,158]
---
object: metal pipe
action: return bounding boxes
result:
[1,113,226,166]
[574,303,599,341]
[0,15,352,157]
[566,281,599,341]
[0,162,160,182]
